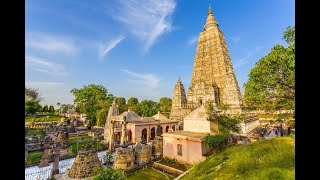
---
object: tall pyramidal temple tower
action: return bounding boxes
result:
[170,6,243,120]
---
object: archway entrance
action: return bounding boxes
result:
[127,130,132,142]
[159,126,163,135]
[166,126,169,132]
[151,127,155,140]
[141,128,147,142]
[172,125,176,131]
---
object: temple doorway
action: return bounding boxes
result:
[127,130,132,142]
[166,126,169,132]
[151,127,155,140]
[172,125,176,131]
[141,128,147,141]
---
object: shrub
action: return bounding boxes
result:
[203,133,229,149]
[90,166,127,180]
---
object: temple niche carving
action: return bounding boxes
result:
[170,6,243,120]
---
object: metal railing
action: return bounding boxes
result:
[25,162,72,180]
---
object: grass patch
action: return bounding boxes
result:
[25,128,46,138]
[181,136,295,180]
[26,151,43,166]
[128,167,171,180]
[69,135,107,154]
[25,116,61,123]
[158,157,191,171]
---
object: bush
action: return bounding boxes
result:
[203,133,229,149]
[90,166,127,180]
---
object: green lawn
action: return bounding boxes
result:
[26,151,43,166]
[69,135,107,154]
[25,128,46,138]
[181,136,295,180]
[25,116,61,123]
[128,167,172,180]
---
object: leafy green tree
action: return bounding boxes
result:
[96,108,108,127]
[137,100,160,117]
[25,87,42,102]
[115,97,127,113]
[127,97,138,106]
[204,103,241,149]
[25,100,42,115]
[243,26,295,112]
[71,84,113,127]
[42,105,49,112]
[159,97,172,117]
[48,105,55,113]
[127,97,139,112]
[91,166,127,180]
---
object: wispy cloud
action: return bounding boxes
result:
[120,69,160,97]
[26,32,78,55]
[26,56,68,76]
[25,81,64,89]
[106,0,177,53]
[187,36,198,46]
[99,35,126,59]
[234,46,263,68]
[229,36,241,43]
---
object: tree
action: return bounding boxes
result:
[137,100,160,117]
[71,84,113,127]
[49,105,55,113]
[25,100,42,115]
[127,97,139,106]
[115,97,127,113]
[243,26,295,112]
[96,108,108,127]
[25,87,42,102]
[159,97,172,117]
[217,103,230,115]
[127,97,139,112]
[204,103,241,150]
[42,105,49,112]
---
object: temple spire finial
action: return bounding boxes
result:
[177,76,181,83]
[208,6,212,15]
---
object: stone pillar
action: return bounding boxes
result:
[120,122,126,145]
[25,149,28,163]
[147,128,150,143]
[39,136,51,167]
[109,122,114,151]
[50,142,62,178]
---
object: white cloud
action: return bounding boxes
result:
[120,69,160,97]
[99,35,126,59]
[26,32,78,55]
[234,46,263,68]
[25,81,64,89]
[188,36,198,46]
[106,0,177,53]
[26,56,68,76]
[229,36,241,43]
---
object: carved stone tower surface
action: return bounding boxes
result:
[104,100,119,142]
[172,77,187,108]
[187,6,243,112]
[170,78,192,120]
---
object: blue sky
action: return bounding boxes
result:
[25,0,295,107]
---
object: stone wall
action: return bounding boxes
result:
[114,147,135,169]
[153,136,163,156]
[153,162,184,176]
[68,148,101,179]
[135,143,152,165]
